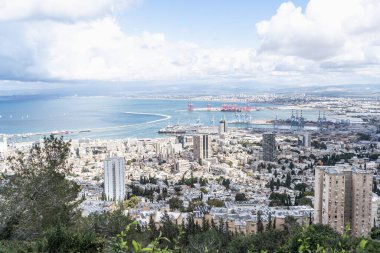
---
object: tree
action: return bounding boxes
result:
[297,197,312,207]
[0,135,81,240]
[235,193,247,202]
[167,197,183,211]
[187,199,204,212]
[294,183,308,192]
[160,211,179,249]
[207,198,225,207]
[257,211,264,233]
[285,172,292,188]
[283,216,300,233]
[269,178,275,192]
[266,213,272,231]
[276,178,280,190]
[124,195,140,209]
[269,192,290,206]
[164,177,169,186]
[78,205,134,239]
[188,228,223,252]
[222,178,230,189]
[37,225,103,253]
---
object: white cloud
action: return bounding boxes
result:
[0,0,135,21]
[1,0,380,86]
[256,0,380,77]
[0,17,259,82]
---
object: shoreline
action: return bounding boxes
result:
[2,112,171,139]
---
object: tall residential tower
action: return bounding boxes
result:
[104,157,126,202]
[262,132,277,162]
[193,134,212,162]
[218,120,227,134]
[314,166,373,236]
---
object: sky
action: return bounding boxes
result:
[1,0,380,92]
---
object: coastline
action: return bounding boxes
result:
[2,112,171,139]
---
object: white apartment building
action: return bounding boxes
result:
[104,157,126,202]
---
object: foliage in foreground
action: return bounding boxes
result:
[0,135,80,240]
[1,213,380,253]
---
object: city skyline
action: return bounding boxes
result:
[1,1,380,252]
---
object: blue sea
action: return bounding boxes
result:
[0,95,337,141]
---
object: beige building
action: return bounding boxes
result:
[193,135,212,162]
[371,194,380,228]
[314,166,373,236]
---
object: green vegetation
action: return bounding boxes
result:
[357,133,371,141]
[311,140,327,150]
[123,195,140,209]
[187,199,204,212]
[235,193,248,201]
[0,135,80,240]
[319,153,356,166]
[178,174,208,187]
[269,192,292,206]
[168,197,184,211]
[207,198,225,207]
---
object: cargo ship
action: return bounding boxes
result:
[221,104,252,112]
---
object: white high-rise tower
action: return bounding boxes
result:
[104,157,125,202]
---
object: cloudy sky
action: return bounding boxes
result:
[1,0,380,89]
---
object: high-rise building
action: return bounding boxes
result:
[104,157,126,202]
[314,166,373,236]
[193,134,212,162]
[155,142,161,156]
[262,132,276,162]
[298,132,311,147]
[371,194,380,228]
[218,120,227,134]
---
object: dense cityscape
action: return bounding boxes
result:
[2,0,380,252]
[1,93,380,252]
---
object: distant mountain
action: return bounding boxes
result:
[275,84,380,97]
[0,80,379,97]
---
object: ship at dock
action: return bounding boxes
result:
[158,125,187,134]
[158,118,203,135]
[220,104,252,112]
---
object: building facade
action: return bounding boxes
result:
[314,166,373,236]
[193,135,212,162]
[298,132,311,147]
[371,194,380,228]
[218,120,227,134]
[262,132,277,162]
[104,157,126,202]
